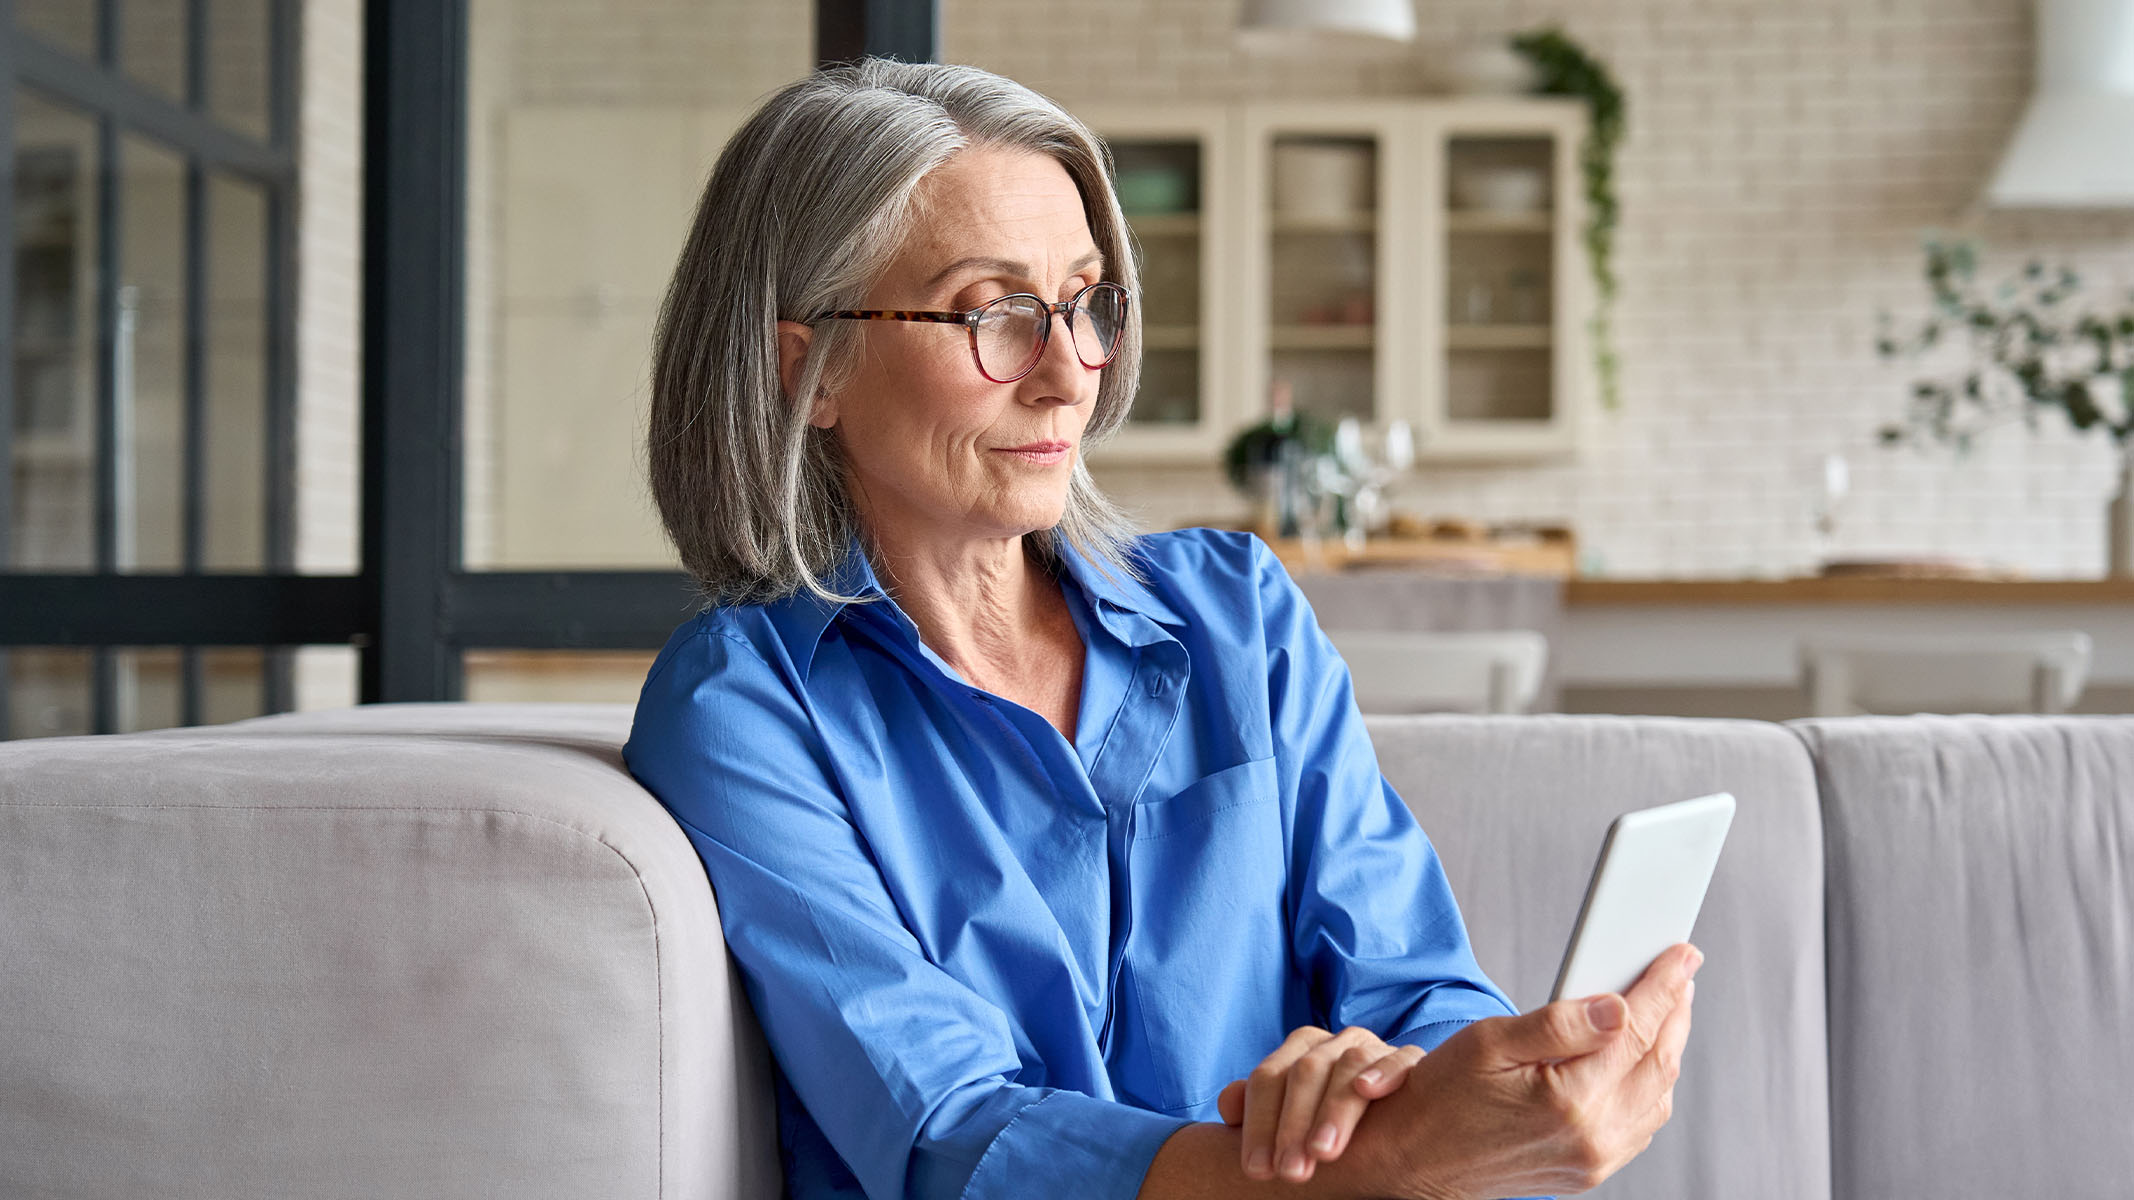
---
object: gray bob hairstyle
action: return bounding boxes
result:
[648,59,1144,608]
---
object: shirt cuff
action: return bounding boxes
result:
[1388,985,1523,1053]
[1388,1018,1479,1052]
[959,1089,1193,1200]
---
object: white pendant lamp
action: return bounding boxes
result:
[1239,0,1417,44]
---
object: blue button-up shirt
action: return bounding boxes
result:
[624,528,1514,1200]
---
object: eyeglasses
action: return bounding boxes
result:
[811,280,1131,384]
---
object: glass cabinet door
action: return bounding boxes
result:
[1266,133,1379,423]
[1081,108,1234,462]
[1423,102,1586,459]
[1114,138,1204,427]
[1238,106,1408,440]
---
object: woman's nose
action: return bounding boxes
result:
[1023,309,1096,403]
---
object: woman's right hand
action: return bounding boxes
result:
[1355,943,1702,1200]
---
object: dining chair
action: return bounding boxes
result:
[1325,629,1550,715]
[1799,631,2093,716]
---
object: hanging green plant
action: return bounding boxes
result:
[1510,27,1626,409]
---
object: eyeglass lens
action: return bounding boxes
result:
[972,285,1126,382]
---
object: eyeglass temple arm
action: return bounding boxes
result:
[811,310,969,324]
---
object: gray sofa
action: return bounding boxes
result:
[3,703,2129,1199]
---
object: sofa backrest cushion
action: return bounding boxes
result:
[1795,715,2134,1200]
[0,702,778,1200]
[1369,714,1832,1200]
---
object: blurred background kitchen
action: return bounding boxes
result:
[6,0,2132,737]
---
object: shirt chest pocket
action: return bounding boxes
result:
[1117,756,1294,1114]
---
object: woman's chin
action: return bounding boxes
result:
[981,496,1069,540]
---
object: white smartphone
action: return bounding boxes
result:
[1549,792,1736,1003]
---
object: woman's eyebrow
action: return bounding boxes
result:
[923,249,1107,292]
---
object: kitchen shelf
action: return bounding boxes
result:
[1271,324,1374,350]
[1140,324,1200,351]
[1447,324,1552,350]
[1271,213,1377,235]
[1446,211,1553,234]
[12,439,94,466]
[1081,98,1586,464]
[1126,213,1202,237]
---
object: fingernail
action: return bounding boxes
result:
[1247,1147,1271,1177]
[1688,948,1706,978]
[1311,1124,1338,1153]
[1282,1151,1310,1180]
[1588,996,1624,1031]
[1356,1067,1383,1087]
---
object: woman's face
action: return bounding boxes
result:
[803,146,1108,552]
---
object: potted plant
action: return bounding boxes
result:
[1510,27,1626,410]
[1876,236,2134,576]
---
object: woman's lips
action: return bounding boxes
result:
[994,441,1073,464]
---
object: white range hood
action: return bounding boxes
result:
[1983,0,2134,208]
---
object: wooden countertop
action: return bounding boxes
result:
[1567,577,2134,607]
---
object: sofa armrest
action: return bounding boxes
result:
[0,702,780,1200]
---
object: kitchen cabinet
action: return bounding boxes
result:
[1082,97,1591,466]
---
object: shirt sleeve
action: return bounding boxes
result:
[1251,539,1520,1050]
[623,628,1190,1200]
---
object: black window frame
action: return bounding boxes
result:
[1,0,938,735]
[0,0,308,735]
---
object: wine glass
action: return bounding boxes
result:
[1811,452,1849,570]
[1328,418,1417,551]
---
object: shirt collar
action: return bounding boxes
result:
[1052,535,1185,643]
[760,539,897,675]
[760,533,1183,674]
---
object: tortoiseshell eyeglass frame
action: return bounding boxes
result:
[811,281,1131,384]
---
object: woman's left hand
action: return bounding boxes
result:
[1214,1025,1426,1184]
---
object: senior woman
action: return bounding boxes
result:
[623,59,1696,1200]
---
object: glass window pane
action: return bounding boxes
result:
[293,0,361,575]
[16,0,99,59]
[121,0,192,103]
[1,647,277,737]
[114,645,182,732]
[117,134,189,572]
[294,646,358,713]
[199,647,267,725]
[5,648,94,739]
[10,90,99,571]
[207,0,273,143]
[462,0,812,569]
[463,650,658,704]
[204,175,268,570]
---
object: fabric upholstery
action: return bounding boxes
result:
[1795,716,2134,1200]
[15,700,2118,1200]
[0,703,779,1200]
[1369,714,1833,1200]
